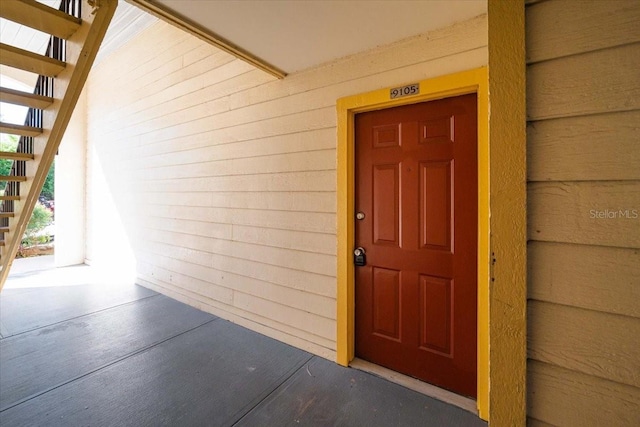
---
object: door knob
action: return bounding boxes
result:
[354,247,366,266]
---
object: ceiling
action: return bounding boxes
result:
[95,1,157,64]
[0,0,59,54]
[0,0,156,89]
[0,0,60,89]
[136,0,487,75]
[1,0,487,87]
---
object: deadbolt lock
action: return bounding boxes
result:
[354,247,366,267]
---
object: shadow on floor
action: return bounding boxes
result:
[0,266,487,426]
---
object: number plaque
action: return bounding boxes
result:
[390,83,420,99]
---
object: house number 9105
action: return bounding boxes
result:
[390,83,420,99]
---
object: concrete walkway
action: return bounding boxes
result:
[5,256,135,290]
[6,255,55,276]
[0,264,487,426]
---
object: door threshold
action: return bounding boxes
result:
[349,358,477,415]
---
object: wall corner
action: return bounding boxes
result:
[55,87,88,267]
[487,0,527,424]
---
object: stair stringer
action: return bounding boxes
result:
[0,0,118,289]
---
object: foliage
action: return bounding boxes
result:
[0,135,54,199]
[0,134,19,181]
[21,202,53,247]
[41,161,55,199]
[0,116,55,258]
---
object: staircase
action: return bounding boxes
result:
[0,0,117,289]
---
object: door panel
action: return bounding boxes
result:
[372,267,401,341]
[373,124,401,148]
[420,115,455,144]
[419,275,453,356]
[372,164,400,246]
[420,160,452,250]
[354,94,477,398]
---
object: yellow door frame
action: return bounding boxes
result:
[336,67,491,417]
[336,3,525,424]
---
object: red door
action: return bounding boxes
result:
[354,94,477,398]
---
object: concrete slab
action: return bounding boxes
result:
[0,284,157,337]
[237,356,487,427]
[0,320,312,427]
[0,269,488,426]
[0,294,215,411]
[7,255,55,276]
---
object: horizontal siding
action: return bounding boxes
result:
[138,241,335,298]
[527,42,640,121]
[86,16,487,359]
[527,110,640,182]
[526,0,640,63]
[138,190,336,214]
[94,49,489,152]
[528,360,640,427]
[141,229,336,277]
[528,181,640,248]
[96,64,272,128]
[136,262,336,341]
[131,149,336,180]
[526,0,640,425]
[528,300,640,387]
[230,225,337,256]
[528,242,640,318]
[128,128,337,168]
[136,277,336,360]
[138,206,336,234]
[136,259,336,320]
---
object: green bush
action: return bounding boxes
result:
[0,134,19,178]
[41,161,55,199]
[0,135,19,193]
[0,135,53,200]
[21,202,53,247]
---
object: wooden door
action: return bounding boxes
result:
[354,94,477,398]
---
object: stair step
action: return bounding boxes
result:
[0,196,20,201]
[0,176,27,182]
[0,122,42,137]
[0,87,53,109]
[0,212,15,218]
[0,43,65,77]
[0,151,34,161]
[0,0,81,40]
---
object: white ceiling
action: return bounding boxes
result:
[1,0,487,87]
[0,0,155,125]
[0,0,156,89]
[0,0,61,89]
[153,0,487,74]
[0,0,59,53]
[95,1,157,65]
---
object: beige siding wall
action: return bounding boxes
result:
[526,1,640,426]
[86,17,487,359]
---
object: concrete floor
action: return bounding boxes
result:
[0,259,487,426]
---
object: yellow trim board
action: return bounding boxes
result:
[486,0,527,425]
[336,67,490,419]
